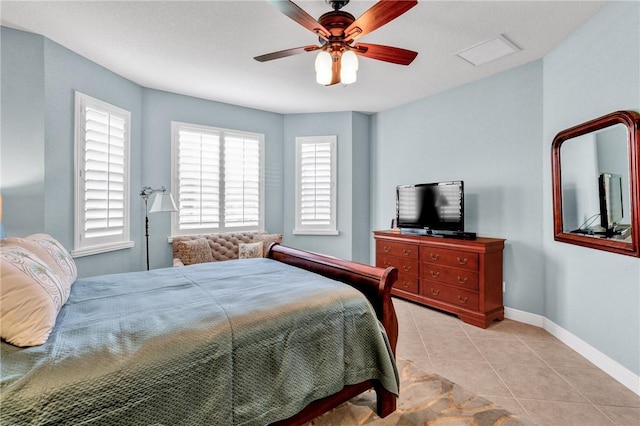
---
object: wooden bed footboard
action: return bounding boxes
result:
[267,243,399,425]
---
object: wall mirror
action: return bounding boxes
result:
[552,110,640,257]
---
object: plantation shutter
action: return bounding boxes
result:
[171,122,264,235]
[176,128,220,230]
[224,133,261,227]
[295,136,337,234]
[74,92,132,257]
[82,107,126,239]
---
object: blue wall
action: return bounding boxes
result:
[1,28,45,237]
[542,1,640,376]
[371,60,545,315]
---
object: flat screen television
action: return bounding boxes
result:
[396,181,464,232]
[599,172,624,233]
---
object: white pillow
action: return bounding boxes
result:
[0,243,70,346]
[4,234,77,286]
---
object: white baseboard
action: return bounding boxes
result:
[504,307,545,327]
[504,307,640,396]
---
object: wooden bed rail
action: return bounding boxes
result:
[267,243,399,353]
[267,243,399,424]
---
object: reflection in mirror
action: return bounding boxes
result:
[552,110,640,257]
[560,124,630,239]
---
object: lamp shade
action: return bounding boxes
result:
[149,192,178,213]
[340,50,358,85]
[315,51,332,85]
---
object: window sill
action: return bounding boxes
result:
[293,229,339,236]
[71,241,135,258]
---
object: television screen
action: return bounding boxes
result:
[599,172,623,231]
[396,181,464,231]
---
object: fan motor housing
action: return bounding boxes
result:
[318,10,356,38]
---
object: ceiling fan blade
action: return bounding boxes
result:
[254,45,320,62]
[353,43,418,65]
[345,0,418,41]
[266,0,330,40]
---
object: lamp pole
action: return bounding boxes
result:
[140,187,158,271]
[143,196,151,271]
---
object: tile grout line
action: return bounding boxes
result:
[460,323,537,423]
[406,302,436,370]
[516,335,617,425]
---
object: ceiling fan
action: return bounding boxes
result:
[254,0,418,86]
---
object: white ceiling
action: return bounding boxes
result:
[1,0,608,114]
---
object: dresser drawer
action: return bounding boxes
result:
[394,274,419,294]
[376,240,419,260]
[420,246,479,271]
[377,254,419,277]
[421,265,479,290]
[420,281,479,311]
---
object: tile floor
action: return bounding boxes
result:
[393,298,640,426]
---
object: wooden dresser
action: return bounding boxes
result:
[374,230,505,328]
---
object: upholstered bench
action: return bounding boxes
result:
[172,231,282,266]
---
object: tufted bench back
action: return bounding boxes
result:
[172,231,267,266]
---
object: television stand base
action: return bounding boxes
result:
[400,228,476,240]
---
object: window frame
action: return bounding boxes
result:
[72,91,133,257]
[171,121,265,236]
[294,135,338,236]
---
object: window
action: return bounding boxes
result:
[73,92,132,257]
[294,135,338,235]
[171,122,264,235]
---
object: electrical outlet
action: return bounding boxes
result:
[503,281,506,293]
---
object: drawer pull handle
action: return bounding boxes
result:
[403,249,412,256]
[457,295,468,304]
[457,276,468,284]
[430,253,439,260]
[383,246,391,252]
[402,281,410,288]
[384,261,391,267]
[457,257,468,265]
[430,270,440,278]
[403,265,412,272]
[430,288,440,296]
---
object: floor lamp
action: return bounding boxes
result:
[140,186,178,270]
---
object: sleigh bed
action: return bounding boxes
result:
[0,244,399,425]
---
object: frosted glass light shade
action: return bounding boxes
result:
[340,69,357,85]
[149,192,178,213]
[340,50,358,84]
[315,51,332,85]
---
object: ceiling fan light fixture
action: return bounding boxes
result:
[340,50,358,84]
[258,0,418,86]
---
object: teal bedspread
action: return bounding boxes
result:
[1,258,398,425]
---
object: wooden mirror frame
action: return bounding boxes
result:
[552,110,640,257]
